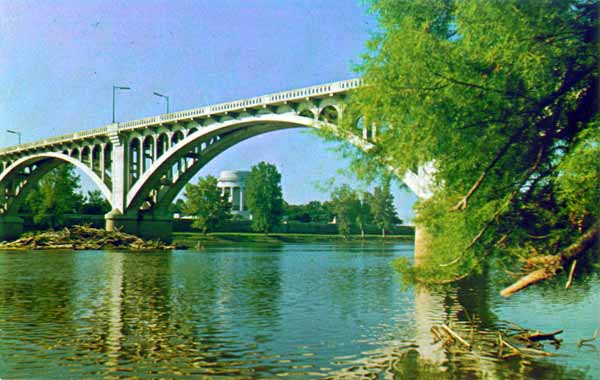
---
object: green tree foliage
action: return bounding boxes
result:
[169,198,186,216]
[283,200,333,223]
[80,190,111,215]
[245,162,284,233]
[340,0,598,281]
[330,184,361,237]
[183,175,231,234]
[370,183,399,237]
[25,165,83,229]
[357,192,373,237]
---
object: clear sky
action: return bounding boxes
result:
[0,0,417,221]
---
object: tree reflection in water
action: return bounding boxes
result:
[0,245,596,380]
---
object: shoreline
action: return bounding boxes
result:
[173,232,414,248]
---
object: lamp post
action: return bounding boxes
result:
[153,92,170,114]
[112,85,131,123]
[6,129,21,145]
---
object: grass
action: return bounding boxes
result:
[173,231,414,248]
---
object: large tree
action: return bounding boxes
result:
[25,164,83,229]
[245,162,284,234]
[339,1,598,285]
[330,184,361,237]
[79,190,111,215]
[370,184,399,237]
[183,175,231,234]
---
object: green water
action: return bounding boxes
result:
[0,243,598,379]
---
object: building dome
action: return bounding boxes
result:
[218,170,250,184]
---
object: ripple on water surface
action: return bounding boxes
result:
[0,244,598,379]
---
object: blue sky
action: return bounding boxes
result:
[0,0,417,220]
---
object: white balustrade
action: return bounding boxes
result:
[0,78,362,156]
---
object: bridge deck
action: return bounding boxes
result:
[0,78,361,156]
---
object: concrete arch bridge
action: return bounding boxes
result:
[0,78,430,241]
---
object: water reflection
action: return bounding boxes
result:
[0,244,597,379]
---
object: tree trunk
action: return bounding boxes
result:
[501,222,599,297]
[382,227,385,238]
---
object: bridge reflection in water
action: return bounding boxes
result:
[0,243,595,379]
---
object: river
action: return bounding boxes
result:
[0,242,598,379]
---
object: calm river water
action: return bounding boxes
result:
[0,242,598,379]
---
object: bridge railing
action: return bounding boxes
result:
[0,78,362,155]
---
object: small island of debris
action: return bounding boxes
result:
[0,225,174,251]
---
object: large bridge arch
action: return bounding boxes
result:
[124,114,372,216]
[0,78,434,242]
[0,152,112,215]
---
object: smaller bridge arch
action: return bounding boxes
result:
[0,152,112,217]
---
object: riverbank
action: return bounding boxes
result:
[173,232,414,247]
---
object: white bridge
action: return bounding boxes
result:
[0,78,428,241]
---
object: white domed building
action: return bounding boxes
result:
[217,170,251,219]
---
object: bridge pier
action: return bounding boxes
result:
[414,223,432,266]
[105,210,173,243]
[0,215,24,242]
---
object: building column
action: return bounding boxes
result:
[239,186,244,212]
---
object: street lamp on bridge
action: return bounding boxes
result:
[6,129,21,145]
[153,92,170,114]
[112,85,131,123]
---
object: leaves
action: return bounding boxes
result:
[245,162,284,234]
[25,165,83,229]
[183,175,231,234]
[342,0,598,282]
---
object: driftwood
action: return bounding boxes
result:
[525,329,563,342]
[440,324,472,350]
[0,225,174,251]
[501,223,599,297]
[432,322,561,361]
[578,328,598,347]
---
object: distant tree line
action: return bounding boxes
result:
[182,161,402,237]
[15,162,403,237]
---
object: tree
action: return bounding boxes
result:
[338,1,598,284]
[283,200,334,223]
[356,192,373,237]
[170,198,186,216]
[330,184,361,237]
[244,162,284,234]
[25,164,83,229]
[183,175,231,234]
[370,183,399,237]
[80,190,111,215]
[283,202,312,222]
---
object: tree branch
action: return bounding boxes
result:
[501,222,599,297]
[451,128,529,211]
[448,63,594,212]
[467,147,544,248]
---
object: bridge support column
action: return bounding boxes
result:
[105,210,173,243]
[414,222,432,266]
[0,215,24,242]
